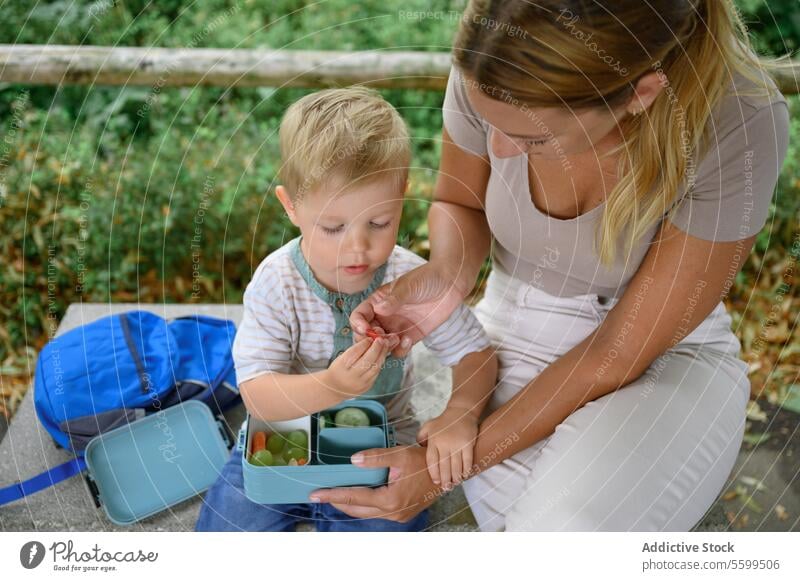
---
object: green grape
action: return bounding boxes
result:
[266,433,286,454]
[271,455,287,466]
[288,430,307,448]
[334,407,370,427]
[249,449,273,466]
[284,446,308,462]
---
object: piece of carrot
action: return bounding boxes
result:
[251,431,267,455]
[297,458,308,466]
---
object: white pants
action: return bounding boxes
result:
[463,268,750,531]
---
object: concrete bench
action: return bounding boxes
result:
[0,303,727,531]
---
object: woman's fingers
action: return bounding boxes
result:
[349,296,377,336]
[328,502,385,520]
[391,335,414,359]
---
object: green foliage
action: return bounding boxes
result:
[0,0,467,358]
[736,0,800,254]
[0,0,798,362]
[737,0,800,56]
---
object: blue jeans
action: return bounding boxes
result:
[195,448,429,532]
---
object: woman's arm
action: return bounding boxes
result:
[311,219,757,520]
[428,128,493,297]
[469,219,756,470]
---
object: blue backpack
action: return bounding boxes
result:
[0,310,241,506]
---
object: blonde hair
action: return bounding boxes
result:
[454,0,784,267]
[278,86,411,203]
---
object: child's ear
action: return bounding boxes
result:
[400,175,409,195]
[275,185,299,227]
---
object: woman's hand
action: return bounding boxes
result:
[308,446,443,522]
[350,262,471,358]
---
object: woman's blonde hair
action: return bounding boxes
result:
[279,86,410,203]
[454,0,784,266]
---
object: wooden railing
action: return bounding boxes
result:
[2,44,799,93]
[0,45,452,90]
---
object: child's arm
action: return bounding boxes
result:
[446,346,498,419]
[417,346,498,488]
[241,336,395,422]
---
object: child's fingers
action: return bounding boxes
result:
[438,449,452,490]
[450,451,463,485]
[343,337,373,367]
[351,336,382,367]
[351,341,383,382]
[426,446,440,485]
[357,337,389,371]
[462,446,474,480]
[373,340,392,375]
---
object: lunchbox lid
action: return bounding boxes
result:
[83,400,231,525]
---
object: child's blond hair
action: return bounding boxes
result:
[278,86,410,202]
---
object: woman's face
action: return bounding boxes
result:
[464,77,628,159]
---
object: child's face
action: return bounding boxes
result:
[276,175,405,294]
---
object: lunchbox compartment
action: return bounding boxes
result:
[245,415,310,463]
[316,427,386,465]
[316,400,388,430]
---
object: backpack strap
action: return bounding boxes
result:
[119,312,152,394]
[0,456,87,506]
[168,314,237,393]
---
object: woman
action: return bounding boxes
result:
[310,0,789,531]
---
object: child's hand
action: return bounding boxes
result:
[352,323,395,344]
[416,408,479,490]
[324,335,397,398]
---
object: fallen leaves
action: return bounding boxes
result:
[777,384,800,414]
[741,431,772,446]
[720,475,794,530]
[731,245,800,402]
[746,400,768,423]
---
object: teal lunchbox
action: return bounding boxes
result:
[239,400,394,505]
[82,400,234,525]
